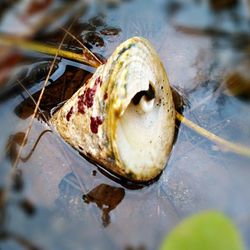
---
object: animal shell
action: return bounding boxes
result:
[51,37,175,182]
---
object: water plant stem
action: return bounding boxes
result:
[176,111,250,157]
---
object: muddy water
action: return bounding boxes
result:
[0,0,250,249]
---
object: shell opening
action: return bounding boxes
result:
[116,82,166,179]
[132,83,155,105]
[132,83,155,113]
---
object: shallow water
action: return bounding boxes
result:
[0,0,250,249]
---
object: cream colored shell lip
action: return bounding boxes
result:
[51,36,175,182]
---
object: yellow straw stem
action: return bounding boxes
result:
[0,35,101,68]
[176,111,250,158]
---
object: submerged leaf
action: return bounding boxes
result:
[160,211,244,250]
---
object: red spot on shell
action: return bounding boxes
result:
[90,116,103,134]
[78,94,85,114]
[66,107,73,121]
[81,77,103,109]
[95,76,103,86]
[83,88,96,108]
[104,92,108,100]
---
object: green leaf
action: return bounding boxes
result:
[160,211,244,250]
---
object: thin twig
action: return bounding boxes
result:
[20,129,52,162]
[176,111,250,157]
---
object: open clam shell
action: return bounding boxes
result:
[51,37,175,182]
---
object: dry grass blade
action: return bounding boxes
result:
[176,111,250,158]
[17,80,48,123]
[15,82,52,162]
[60,27,102,66]
[12,22,75,171]
[0,35,100,68]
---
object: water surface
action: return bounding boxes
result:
[0,0,250,249]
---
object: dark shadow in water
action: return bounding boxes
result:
[0,231,41,250]
[11,169,24,192]
[98,164,162,190]
[175,25,250,50]
[0,188,6,227]
[6,130,52,167]
[82,183,125,227]
[0,188,38,248]
[6,132,27,166]
[0,1,18,21]
[79,153,162,190]
[18,199,36,217]
[14,66,91,119]
[209,0,238,11]
[124,245,146,250]
[0,59,59,100]
[5,133,25,192]
[165,0,183,18]
[224,72,250,101]
[171,86,188,145]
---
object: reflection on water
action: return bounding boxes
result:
[6,132,27,165]
[0,0,250,249]
[224,63,250,100]
[14,66,91,119]
[83,184,125,227]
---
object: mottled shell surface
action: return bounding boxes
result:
[51,37,175,182]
